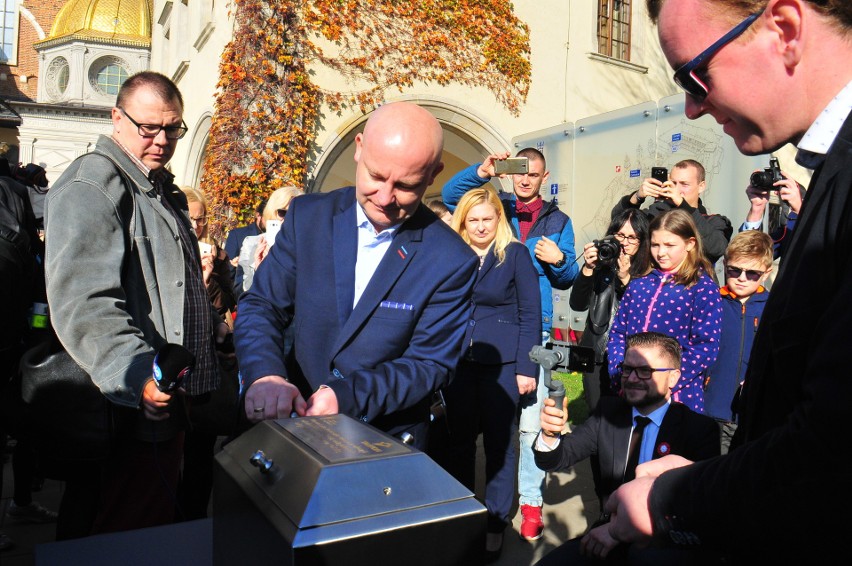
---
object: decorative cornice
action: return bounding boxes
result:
[34,33,151,51]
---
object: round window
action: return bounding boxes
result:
[88,57,131,96]
[96,64,129,96]
[46,57,70,100]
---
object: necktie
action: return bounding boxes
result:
[624,416,651,482]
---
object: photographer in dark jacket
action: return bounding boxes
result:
[611,159,732,267]
[571,209,651,412]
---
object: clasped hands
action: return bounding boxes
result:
[244,375,340,422]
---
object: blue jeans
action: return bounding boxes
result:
[517,332,549,507]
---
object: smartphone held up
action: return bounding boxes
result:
[651,167,668,184]
[265,219,282,245]
[494,157,529,176]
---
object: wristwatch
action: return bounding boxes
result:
[554,254,566,268]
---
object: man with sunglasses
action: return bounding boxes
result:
[45,72,229,537]
[611,159,733,266]
[604,1,852,562]
[533,332,719,565]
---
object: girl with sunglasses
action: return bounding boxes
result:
[570,209,651,413]
[607,209,723,413]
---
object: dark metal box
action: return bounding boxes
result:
[213,415,486,565]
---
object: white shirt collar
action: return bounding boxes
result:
[355,201,400,238]
[796,79,852,169]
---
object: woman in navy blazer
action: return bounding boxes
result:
[436,186,541,559]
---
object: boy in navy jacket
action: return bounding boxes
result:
[704,230,773,453]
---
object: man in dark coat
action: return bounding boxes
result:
[534,332,719,564]
[604,2,852,563]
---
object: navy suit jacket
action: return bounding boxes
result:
[463,242,541,377]
[224,222,261,294]
[535,398,720,507]
[234,187,478,444]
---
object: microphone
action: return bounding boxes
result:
[153,344,195,393]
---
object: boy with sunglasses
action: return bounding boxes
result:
[703,231,773,454]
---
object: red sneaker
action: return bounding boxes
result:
[519,504,544,541]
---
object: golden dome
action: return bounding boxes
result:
[35,0,153,49]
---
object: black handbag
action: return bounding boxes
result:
[17,332,130,477]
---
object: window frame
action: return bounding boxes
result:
[1,0,19,65]
[597,0,632,61]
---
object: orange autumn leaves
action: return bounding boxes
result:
[201,0,530,238]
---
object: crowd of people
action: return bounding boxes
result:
[2,1,848,562]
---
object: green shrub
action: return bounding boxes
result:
[551,371,589,425]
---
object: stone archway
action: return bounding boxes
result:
[183,111,212,188]
[309,95,513,198]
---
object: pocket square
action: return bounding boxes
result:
[380,300,414,311]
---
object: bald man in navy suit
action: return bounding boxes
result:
[234,102,478,449]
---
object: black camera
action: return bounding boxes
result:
[594,235,621,266]
[750,157,783,190]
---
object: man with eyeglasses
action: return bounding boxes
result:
[611,159,733,266]
[45,71,229,537]
[602,1,852,562]
[443,147,579,542]
[533,332,719,565]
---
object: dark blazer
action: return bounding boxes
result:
[649,112,852,560]
[234,187,478,445]
[535,398,720,508]
[224,222,261,294]
[463,242,541,376]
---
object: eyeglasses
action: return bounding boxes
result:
[190,216,208,227]
[119,108,188,140]
[613,233,639,244]
[618,364,676,380]
[276,208,287,219]
[725,265,765,282]
[673,10,764,102]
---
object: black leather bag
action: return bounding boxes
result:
[18,332,129,477]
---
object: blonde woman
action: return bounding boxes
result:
[436,187,541,560]
[238,186,304,293]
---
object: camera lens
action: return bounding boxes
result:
[594,237,621,265]
[750,171,770,188]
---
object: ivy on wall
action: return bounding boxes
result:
[200,0,531,239]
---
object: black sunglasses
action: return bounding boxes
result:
[276,208,287,219]
[725,265,765,282]
[673,10,763,102]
